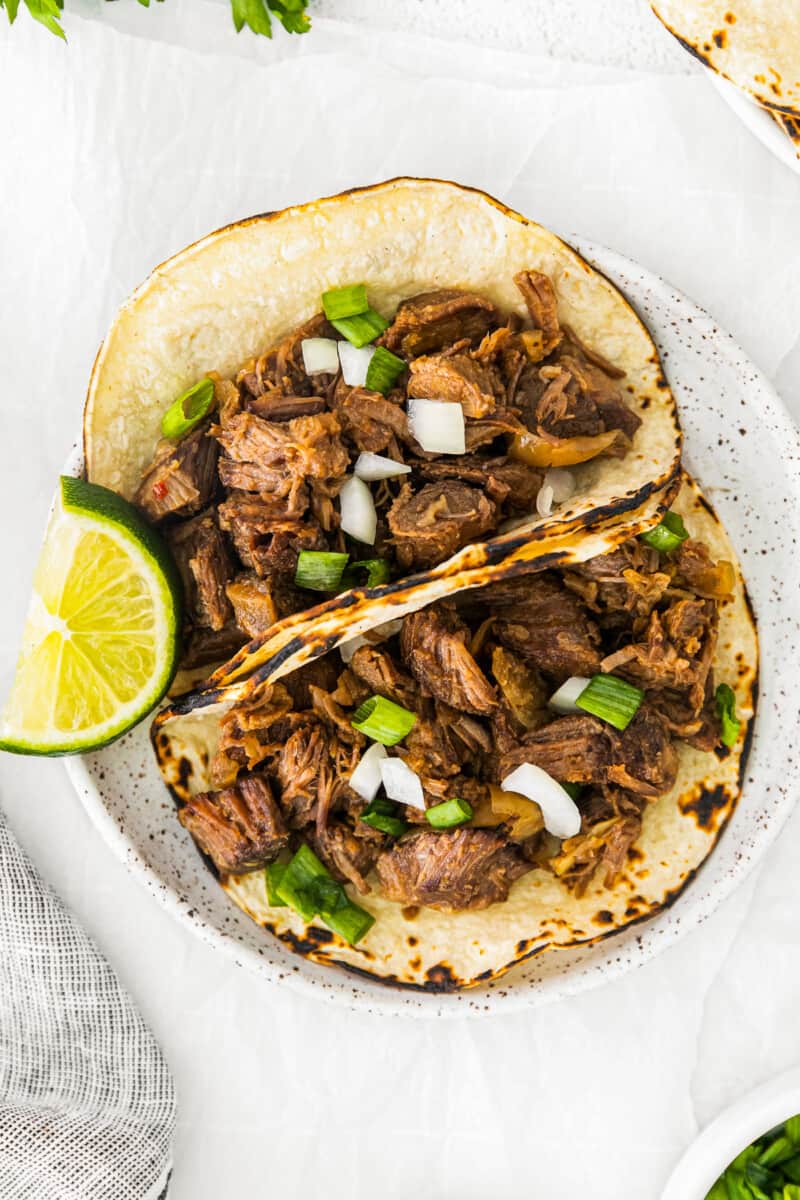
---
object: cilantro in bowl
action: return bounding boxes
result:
[707,1115,800,1198]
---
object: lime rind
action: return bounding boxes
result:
[0,476,182,756]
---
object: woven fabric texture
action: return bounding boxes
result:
[0,808,175,1200]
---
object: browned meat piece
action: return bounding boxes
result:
[168,513,233,632]
[180,622,248,670]
[552,814,642,895]
[400,605,497,715]
[387,481,497,571]
[499,714,613,786]
[310,821,381,894]
[607,706,678,798]
[332,383,410,455]
[178,772,289,875]
[435,704,493,755]
[248,522,328,579]
[226,573,278,638]
[134,425,218,523]
[276,724,329,828]
[348,645,419,710]
[534,364,604,439]
[309,684,365,746]
[490,645,549,731]
[407,353,499,418]
[514,270,562,356]
[564,541,670,620]
[281,656,341,710]
[375,828,532,911]
[464,409,526,451]
[417,456,543,512]
[499,706,677,800]
[560,354,641,441]
[215,410,348,496]
[382,289,498,357]
[238,313,337,398]
[488,573,602,680]
[401,716,464,797]
[217,490,318,572]
[247,393,327,422]
[601,599,717,693]
[211,683,297,785]
[673,539,735,599]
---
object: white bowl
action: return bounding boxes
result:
[65,240,800,1016]
[662,1068,800,1199]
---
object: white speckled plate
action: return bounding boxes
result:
[65,241,800,1017]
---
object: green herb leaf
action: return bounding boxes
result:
[294,550,350,592]
[640,510,690,554]
[342,558,391,589]
[575,674,644,731]
[331,309,390,348]
[351,695,416,746]
[4,0,21,24]
[786,1119,800,1147]
[322,284,369,321]
[161,377,215,440]
[265,862,288,907]
[23,0,65,39]
[715,682,741,749]
[365,346,406,395]
[425,797,473,830]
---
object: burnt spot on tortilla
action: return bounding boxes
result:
[516,938,532,955]
[424,963,460,991]
[409,956,422,971]
[273,924,336,956]
[680,783,731,832]
[177,756,193,789]
[593,910,615,926]
[402,906,420,921]
[712,30,727,49]
[407,935,418,947]
[724,11,736,23]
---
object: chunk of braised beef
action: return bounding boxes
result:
[381,289,499,357]
[416,456,543,512]
[533,364,605,439]
[387,481,497,571]
[407,353,500,418]
[331,382,410,455]
[563,540,670,620]
[167,513,233,632]
[672,539,735,599]
[514,270,562,356]
[180,622,248,671]
[178,771,289,875]
[134,425,218,523]
[310,821,380,895]
[226,573,278,639]
[400,604,497,715]
[348,645,419,710]
[551,810,643,896]
[601,598,717,694]
[490,645,549,732]
[499,705,677,800]
[215,410,349,497]
[211,683,297,785]
[238,313,338,398]
[487,573,602,680]
[375,828,532,912]
[247,393,327,422]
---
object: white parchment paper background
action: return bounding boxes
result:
[2,5,800,1197]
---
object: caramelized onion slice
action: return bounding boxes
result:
[509,428,626,469]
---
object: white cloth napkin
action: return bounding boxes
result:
[0,808,175,1200]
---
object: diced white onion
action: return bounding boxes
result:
[380,757,425,810]
[501,763,581,840]
[354,451,412,482]
[548,675,591,714]
[536,483,554,517]
[338,618,404,664]
[339,475,377,544]
[545,467,576,504]
[407,397,466,455]
[349,743,388,803]
[338,341,375,387]
[301,337,339,376]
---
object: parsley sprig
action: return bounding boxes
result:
[1,0,311,40]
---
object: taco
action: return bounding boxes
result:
[152,474,757,990]
[651,1,800,119]
[83,178,681,681]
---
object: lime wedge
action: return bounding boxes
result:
[0,476,182,755]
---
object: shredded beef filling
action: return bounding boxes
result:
[175,526,733,913]
[134,273,643,665]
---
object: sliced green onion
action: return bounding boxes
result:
[322,283,369,321]
[275,843,375,944]
[639,510,690,553]
[351,695,416,746]
[276,843,328,920]
[360,796,409,838]
[161,377,215,439]
[365,346,406,394]
[331,309,390,348]
[715,682,741,748]
[294,550,350,591]
[576,674,644,731]
[561,782,583,802]
[342,558,391,589]
[425,797,473,829]
[265,863,288,907]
